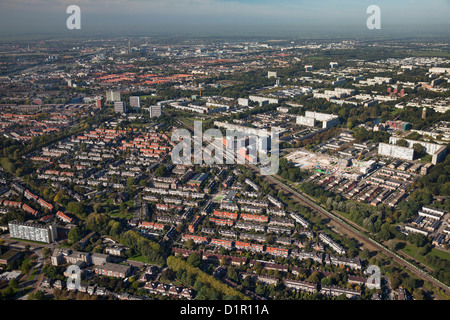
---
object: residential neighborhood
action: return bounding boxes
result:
[0,2,449,307]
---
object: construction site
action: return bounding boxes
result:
[283,129,427,208]
[286,149,376,178]
[285,130,378,179]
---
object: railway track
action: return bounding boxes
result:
[246,163,450,295]
[175,117,450,295]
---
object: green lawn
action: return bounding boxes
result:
[401,244,450,270]
[431,248,450,261]
[213,194,224,202]
[408,50,450,58]
[332,209,353,221]
[9,238,47,245]
[402,243,425,259]
[418,155,432,163]
[28,270,37,281]
[109,211,134,220]
[128,255,148,263]
[129,123,152,129]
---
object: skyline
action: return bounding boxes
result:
[0,3,449,304]
[0,0,450,38]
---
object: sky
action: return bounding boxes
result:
[0,0,449,38]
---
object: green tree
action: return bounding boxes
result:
[402,277,417,293]
[108,220,122,237]
[42,247,51,258]
[139,180,148,187]
[413,289,426,300]
[379,224,392,241]
[265,235,275,245]
[390,271,402,289]
[396,139,408,147]
[28,290,45,300]
[413,143,428,159]
[321,277,332,286]
[126,177,136,188]
[187,253,202,268]
[67,202,85,219]
[20,258,33,274]
[386,239,397,251]
[255,284,266,296]
[227,267,239,282]
[360,249,371,260]
[407,233,427,247]
[185,239,195,250]
[9,278,19,289]
[68,227,82,243]
[308,271,320,284]
[154,165,167,177]
[86,212,110,233]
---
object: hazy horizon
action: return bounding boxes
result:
[0,0,449,40]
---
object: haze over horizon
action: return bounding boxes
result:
[0,0,449,39]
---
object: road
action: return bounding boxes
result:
[12,246,46,300]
